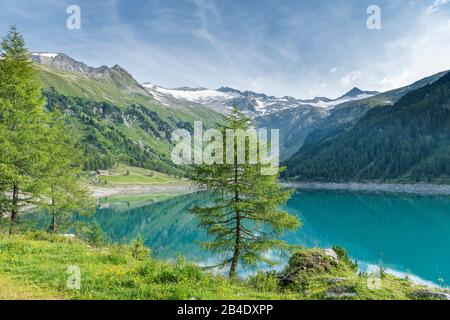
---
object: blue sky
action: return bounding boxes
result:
[1,0,450,98]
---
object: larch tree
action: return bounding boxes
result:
[0,26,48,233]
[39,110,94,233]
[191,108,300,278]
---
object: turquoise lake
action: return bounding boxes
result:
[75,190,450,286]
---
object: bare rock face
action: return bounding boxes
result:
[324,248,339,260]
[31,52,97,74]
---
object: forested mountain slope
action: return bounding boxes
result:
[301,71,449,148]
[256,72,447,160]
[285,71,450,183]
[255,106,330,160]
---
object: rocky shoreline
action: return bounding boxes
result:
[284,182,450,195]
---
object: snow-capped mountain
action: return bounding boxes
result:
[142,83,379,117]
[142,83,239,111]
[308,87,380,109]
[31,52,379,117]
[141,83,379,160]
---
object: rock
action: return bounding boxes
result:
[411,290,450,300]
[326,285,357,299]
[279,251,338,289]
[60,234,76,239]
[328,277,346,284]
[324,249,339,260]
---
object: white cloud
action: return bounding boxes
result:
[374,14,450,92]
[341,70,363,86]
[426,0,450,15]
[4,0,450,99]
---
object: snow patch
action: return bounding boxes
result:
[148,86,238,102]
[309,93,377,109]
[32,52,59,58]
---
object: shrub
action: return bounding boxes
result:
[248,271,280,292]
[82,222,108,246]
[332,246,358,271]
[131,234,150,260]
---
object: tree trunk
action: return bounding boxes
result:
[229,210,241,278]
[229,162,241,278]
[50,201,57,233]
[9,183,19,234]
[49,185,57,233]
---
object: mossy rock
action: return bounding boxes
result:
[279,249,342,289]
[326,285,358,299]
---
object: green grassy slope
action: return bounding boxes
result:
[0,233,445,300]
[0,273,64,300]
[36,63,224,175]
[95,165,189,186]
[36,63,220,121]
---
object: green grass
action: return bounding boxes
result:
[0,233,301,300]
[36,64,160,109]
[259,248,423,300]
[36,63,225,176]
[0,273,65,300]
[0,233,445,300]
[97,165,190,186]
[36,63,224,126]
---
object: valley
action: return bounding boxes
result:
[30,52,380,163]
[2,1,450,303]
[31,52,450,184]
[32,53,224,175]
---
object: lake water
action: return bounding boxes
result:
[64,190,450,286]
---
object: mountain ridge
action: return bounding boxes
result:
[31,52,151,97]
[31,51,450,181]
[284,71,450,183]
[142,82,379,117]
[31,52,381,118]
[256,70,448,160]
[31,52,224,174]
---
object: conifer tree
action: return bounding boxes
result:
[0,26,47,233]
[191,108,300,278]
[39,111,94,232]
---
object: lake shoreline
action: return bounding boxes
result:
[88,181,450,199]
[89,184,197,199]
[283,182,450,195]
